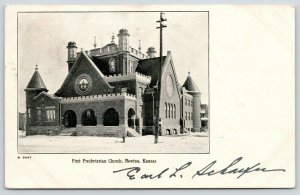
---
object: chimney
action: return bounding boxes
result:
[147,47,156,58]
[67,41,77,71]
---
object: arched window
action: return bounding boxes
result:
[171,104,173,119]
[128,108,136,128]
[109,58,116,73]
[165,103,168,118]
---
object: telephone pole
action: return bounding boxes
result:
[154,12,167,144]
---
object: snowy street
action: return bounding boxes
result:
[18,131,209,153]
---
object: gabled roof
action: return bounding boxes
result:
[25,68,48,91]
[182,74,200,92]
[136,56,167,87]
[56,51,113,95]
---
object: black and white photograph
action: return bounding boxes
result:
[5,4,295,189]
[17,11,209,153]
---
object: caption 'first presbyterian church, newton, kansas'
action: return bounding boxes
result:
[24,28,208,137]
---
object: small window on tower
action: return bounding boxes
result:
[27,108,31,119]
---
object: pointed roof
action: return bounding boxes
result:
[182,72,200,92]
[25,65,48,91]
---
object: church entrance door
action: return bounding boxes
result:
[64,110,77,127]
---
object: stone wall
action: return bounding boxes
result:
[26,126,61,136]
[75,125,125,137]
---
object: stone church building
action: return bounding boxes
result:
[24,29,204,137]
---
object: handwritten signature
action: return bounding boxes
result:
[113,157,286,180]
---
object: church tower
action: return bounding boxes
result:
[67,41,77,71]
[182,71,201,132]
[24,65,48,131]
[117,29,130,51]
[146,47,157,58]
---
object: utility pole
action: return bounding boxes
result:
[154,12,167,144]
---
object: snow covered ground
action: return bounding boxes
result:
[18,131,209,153]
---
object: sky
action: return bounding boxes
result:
[18,12,208,112]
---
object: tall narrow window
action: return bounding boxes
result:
[165,103,168,118]
[130,64,133,73]
[109,58,115,73]
[168,103,171,118]
[188,112,190,120]
[185,112,187,120]
[27,108,31,119]
[171,104,174,119]
[46,110,56,122]
[174,105,176,119]
[37,109,41,121]
[185,98,187,105]
[140,105,143,117]
[139,87,143,97]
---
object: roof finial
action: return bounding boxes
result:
[94,36,97,49]
[188,67,191,76]
[35,63,38,71]
[111,33,115,43]
[138,40,141,51]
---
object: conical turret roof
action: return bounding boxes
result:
[182,72,200,92]
[25,65,48,91]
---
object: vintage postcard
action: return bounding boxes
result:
[5,5,295,188]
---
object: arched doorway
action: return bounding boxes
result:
[81,109,97,126]
[64,110,77,127]
[166,129,171,135]
[128,108,136,129]
[103,108,119,126]
[173,129,178,135]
